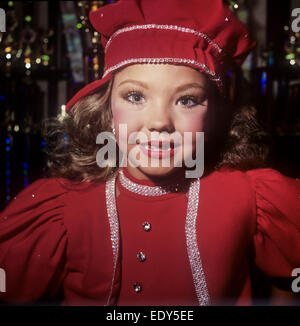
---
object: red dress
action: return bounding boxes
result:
[0,167,300,305]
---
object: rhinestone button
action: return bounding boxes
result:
[133,283,142,293]
[137,252,146,262]
[142,222,151,232]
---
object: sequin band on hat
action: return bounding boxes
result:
[102,57,223,89]
[105,24,223,55]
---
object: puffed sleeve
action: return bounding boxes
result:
[246,168,300,285]
[0,178,68,303]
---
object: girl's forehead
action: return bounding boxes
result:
[113,64,209,88]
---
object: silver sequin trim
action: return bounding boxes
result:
[185,178,210,305]
[105,24,223,54]
[105,175,120,305]
[119,169,179,196]
[103,57,222,85]
[109,169,210,305]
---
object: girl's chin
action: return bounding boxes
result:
[127,165,182,180]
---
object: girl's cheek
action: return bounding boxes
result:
[177,110,207,134]
[111,104,143,146]
[176,111,207,161]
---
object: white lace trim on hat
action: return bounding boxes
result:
[105,24,223,54]
[102,57,222,85]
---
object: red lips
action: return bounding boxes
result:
[139,140,177,149]
[138,140,180,159]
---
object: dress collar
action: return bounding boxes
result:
[117,166,192,200]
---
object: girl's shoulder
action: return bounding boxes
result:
[0,176,108,257]
[1,176,107,216]
[205,166,300,222]
[211,166,300,198]
[210,167,300,280]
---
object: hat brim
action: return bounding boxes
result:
[66,72,113,112]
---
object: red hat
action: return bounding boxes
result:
[66,0,256,112]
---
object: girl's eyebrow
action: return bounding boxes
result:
[118,79,149,89]
[117,80,206,92]
[175,83,207,93]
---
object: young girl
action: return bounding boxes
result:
[1,0,300,306]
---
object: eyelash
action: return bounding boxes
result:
[123,89,206,108]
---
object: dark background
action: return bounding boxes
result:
[0,0,299,211]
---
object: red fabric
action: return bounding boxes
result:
[0,168,299,305]
[66,0,256,111]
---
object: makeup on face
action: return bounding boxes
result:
[110,64,209,180]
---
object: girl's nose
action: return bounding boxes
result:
[144,103,174,133]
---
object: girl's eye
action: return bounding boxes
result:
[122,92,206,107]
[177,95,206,108]
[124,91,145,104]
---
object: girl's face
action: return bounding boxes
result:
[110,64,210,180]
